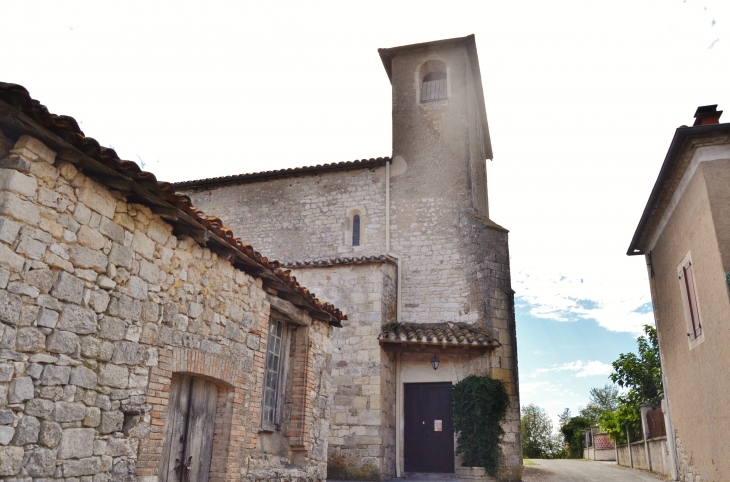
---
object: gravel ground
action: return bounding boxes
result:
[522,459,669,481]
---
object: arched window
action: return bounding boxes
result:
[421,71,447,102]
[352,215,361,246]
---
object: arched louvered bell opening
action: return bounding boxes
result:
[421,71,447,102]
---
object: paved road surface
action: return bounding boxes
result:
[523,459,667,482]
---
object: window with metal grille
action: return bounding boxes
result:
[353,215,360,246]
[262,319,284,430]
[421,71,447,102]
[678,260,702,341]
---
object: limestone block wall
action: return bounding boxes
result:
[183,166,387,263]
[287,262,397,479]
[0,136,333,482]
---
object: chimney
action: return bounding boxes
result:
[693,104,723,126]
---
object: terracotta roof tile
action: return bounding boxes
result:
[0,82,345,325]
[172,157,391,189]
[283,255,394,268]
[378,322,499,347]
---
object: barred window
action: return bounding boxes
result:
[353,215,361,246]
[262,318,284,430]
[421,71,447,102]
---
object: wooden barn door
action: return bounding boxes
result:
[159,375,219,482]
[404,382,454,473]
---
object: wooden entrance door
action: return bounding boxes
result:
[160,375,219,482]
[404,382,455,473]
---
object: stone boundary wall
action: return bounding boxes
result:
[0,136,333,481]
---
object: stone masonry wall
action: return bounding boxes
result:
[0,136,333,482]
[285,262,397,480]
[184,167,387,263]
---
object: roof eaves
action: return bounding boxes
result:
[627,122,730,256]
[0,82,346,326]
[172,157,391,189]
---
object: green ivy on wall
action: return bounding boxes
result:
[451,375,510,476]
[726,272,730,292]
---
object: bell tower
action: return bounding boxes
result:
[379,34,493,217]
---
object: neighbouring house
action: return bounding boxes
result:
[175,35,521,481]
[582,427,616,461]
[0,83,345,481]
[628,105,730,482]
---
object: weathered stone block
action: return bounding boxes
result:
[0,446,24,476]
[13,135,57,164]
[84,407,101,427]
[111,341,143,365]
[26,268,54,292]
[98,364,128,388]
[16,327,46,352]
[39,420,62,447]
[0,216,21,244]
[70,366,98,389]
[0,243,24,273]
[8,375,34,403]
[0,191,40,225]
[24,398,55,418]
[99,216,125,244]
[108,243,132,270]
[24,447,57,477]
[15,235,46,260]
[0,362,13,381]
[99,317,125,341]
[57,304,98,334]
[69,246,108,273]
[0,409,13,424]
[0,168,37,196]
[126,276,148,300]
[46,330,79,354]
[41,364,71,386]
[64,455,102,476]
[37,307,59,328]
[131,231,154,259]
[98,410,123,434]
[89,290,110,313]
[58,427,95,459]
[0,290,22,326]
[12,414,39,444]
[51,271,84,304]
[76,225,105,250]
[78,178,116,219]
[54,401,86,422]
[0,425,13,445]
[138,259,159,283]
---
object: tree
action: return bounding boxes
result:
[559,416,591,458]
[599,325,662,442]
[558,408,572,428]
[521,404,563,459]
[578,384,619,423]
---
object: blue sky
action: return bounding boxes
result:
[3,0,730,428]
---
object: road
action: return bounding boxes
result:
[522,459,667,482]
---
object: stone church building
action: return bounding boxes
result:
[176,35,522,480]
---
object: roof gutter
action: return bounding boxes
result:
[627,122,730,256]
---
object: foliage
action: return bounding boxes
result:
[598,325,662,443]
[521,404,564,459]
[559,415,591,458]
[558,408,572,429]
[578,384,619,423]
[327,452,379,481]
[451,375,510,476]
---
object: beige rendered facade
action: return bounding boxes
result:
[176,36,522,481]
[628,106,730,482]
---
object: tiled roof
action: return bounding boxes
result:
[378,322,499,347]
[172,157,391,189]
[283,255,394,268]
[0,82,345,325]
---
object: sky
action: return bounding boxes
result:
[3,0,729,428]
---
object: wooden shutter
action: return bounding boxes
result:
[160,375,219,482]
[679,261,701,340]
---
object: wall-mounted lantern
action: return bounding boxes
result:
[430,355,440,371]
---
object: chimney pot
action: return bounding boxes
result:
[693,104,723,126]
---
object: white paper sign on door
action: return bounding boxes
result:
[434,420,442,431]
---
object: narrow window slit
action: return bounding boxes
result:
[353,215,360,246]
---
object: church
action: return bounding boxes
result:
[175,35,521,481]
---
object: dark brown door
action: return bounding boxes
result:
[404,382,454,473]
[159,375,219,482]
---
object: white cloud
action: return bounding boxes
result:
[530,360,613,379]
